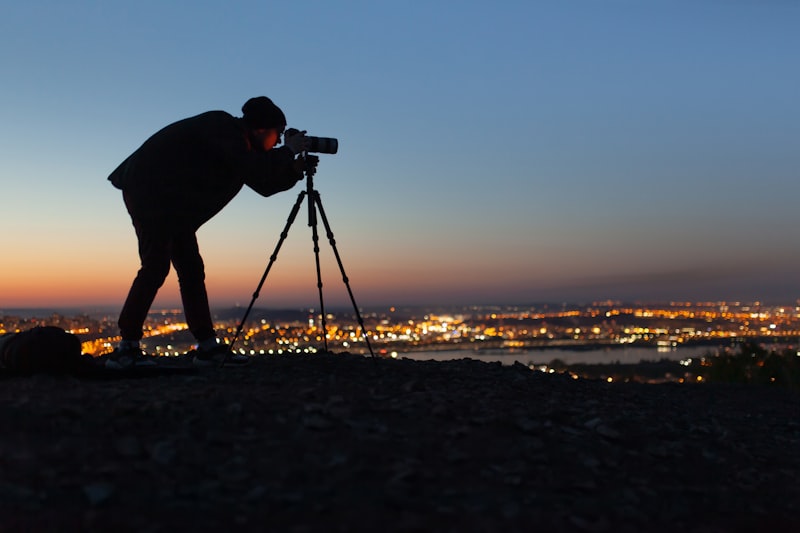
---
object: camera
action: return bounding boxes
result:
[286,128,338,154]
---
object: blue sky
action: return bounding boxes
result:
[0,1,798,309]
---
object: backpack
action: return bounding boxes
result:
[0,326,87,374]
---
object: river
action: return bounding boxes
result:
[396,344,721,366]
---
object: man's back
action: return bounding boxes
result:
[108,111,253,227]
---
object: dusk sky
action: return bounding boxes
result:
[1,1,798,310]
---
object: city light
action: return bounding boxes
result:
[2,301,799,386]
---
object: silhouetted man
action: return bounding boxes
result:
[107,97,314,369]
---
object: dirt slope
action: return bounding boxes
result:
[1,354,798,532]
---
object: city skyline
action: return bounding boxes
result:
[4,300,798,367]
[1,2,798,309]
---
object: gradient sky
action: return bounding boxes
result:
[1,1,798,310]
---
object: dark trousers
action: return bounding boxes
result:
[118,197,215,343]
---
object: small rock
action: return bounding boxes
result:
[430,403,448,417]
[401,379,420,392]
[326,452,349,467]
[244,485,267,501]
[584,417,603,430]
[114,436,143,458]
[303,414,334,430]
[83,483,114,506]
[596,424,621,440]
[149,440,176,465]
[514,417,540,433]
[0,481,37,502]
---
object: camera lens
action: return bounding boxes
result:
[308,136,338,154]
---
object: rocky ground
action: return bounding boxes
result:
[1,353,798,532]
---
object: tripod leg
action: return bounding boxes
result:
[311,191,377,358]
[226,190,307,364]
[308,195,329,352]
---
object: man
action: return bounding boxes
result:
[107,97,313,369]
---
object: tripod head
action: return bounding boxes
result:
[301,153,320,179]
[301,153,321,226]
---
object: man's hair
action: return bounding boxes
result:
[242,96,287,130]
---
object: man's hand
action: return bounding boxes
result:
[284,128,310,154]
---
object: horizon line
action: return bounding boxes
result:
[2,298,799,314]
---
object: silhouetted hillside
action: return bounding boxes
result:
[1,354,798,531]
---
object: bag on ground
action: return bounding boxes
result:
[0,326,86,374]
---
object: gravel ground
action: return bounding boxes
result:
[1,353,799,532]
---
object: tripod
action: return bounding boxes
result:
[224,154,376,366]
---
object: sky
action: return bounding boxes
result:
[0,1,798,311]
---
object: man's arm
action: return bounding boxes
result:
[242,146,304,197]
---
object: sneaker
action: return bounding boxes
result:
[105,347,158,370]
[191,344,250,367]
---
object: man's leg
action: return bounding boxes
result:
[118,221,172,341]
[170,231,216,343]
[170,232,250,366]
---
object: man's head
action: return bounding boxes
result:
[242,96,286,150]
[242,96,286,130]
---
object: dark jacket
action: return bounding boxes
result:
[109,111,300,229]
